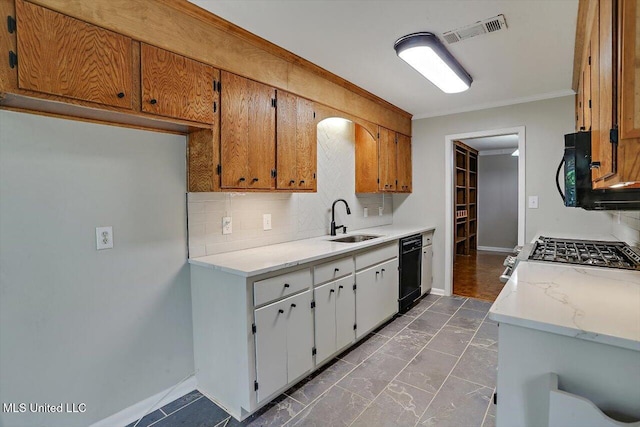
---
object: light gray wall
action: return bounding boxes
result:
[393,96,612,293]
[0,111,193,427]
[611,211,640,246]
[477,154,518,250]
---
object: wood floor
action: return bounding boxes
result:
[453,250,510,301]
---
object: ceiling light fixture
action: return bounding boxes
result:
[394,32,473,94]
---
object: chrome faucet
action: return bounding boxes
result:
[330,199,351,236]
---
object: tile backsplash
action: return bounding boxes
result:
[611,211,640,247]
[188,118,393,257]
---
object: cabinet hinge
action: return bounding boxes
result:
[352,284,357,290]
[377,132,380,139]
[610,128,618,144]
[395,179,398,186]
[313,172,316,179]
[7,15,16,33]
[493,392,497,405]
[251,323,256,334]
[254,381,259,391]
[377,178,380,184]
[216,164,221,175]
[313,111,316,119]
[310,301,316,309]
[213,101,217,113]
[588,56,591,66]
[353,323,357,330]
[588,99,591,109]
[271,98,277,108]
[8,50,16,69]
[215,80,221,92]
[312,347,317,356]
[271,169,277,178]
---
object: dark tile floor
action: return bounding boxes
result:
[126,295,498,427]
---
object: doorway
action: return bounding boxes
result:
[443,127,526,300]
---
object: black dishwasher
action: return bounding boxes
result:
[399,234,422,312]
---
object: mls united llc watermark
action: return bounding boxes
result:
[3,402,86,414]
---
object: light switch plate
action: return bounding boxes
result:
[363,207,368,218]
[378,206,384,216]
[222,217,232,234]
[528,196,539,209]
[96,226,113,250]
[263,214,272,230]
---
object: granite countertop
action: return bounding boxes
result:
[188,224,435,277]
[489,261,640,351]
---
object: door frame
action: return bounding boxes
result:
[443,126,526,296]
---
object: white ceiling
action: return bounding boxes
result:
[463,134,519,151]
[190,0,578,119]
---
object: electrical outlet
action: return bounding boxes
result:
[96,226,113,250]
[378,206,384,216]
[222,216,232,234]
[528,196,539,209]
[263,214,272,230]
[363,207,368,218]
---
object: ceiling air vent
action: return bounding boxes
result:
[443,14,507,44]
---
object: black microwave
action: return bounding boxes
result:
[557,131,640,210]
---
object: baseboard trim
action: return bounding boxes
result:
[477,246,513,253]
[90,376,197,427]
[429,288,445,296]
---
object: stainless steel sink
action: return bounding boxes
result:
[330,234,380,243]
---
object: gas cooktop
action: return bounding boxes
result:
[528,236,640,271]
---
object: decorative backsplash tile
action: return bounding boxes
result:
[187,118,393,257]
[611,211,640,247]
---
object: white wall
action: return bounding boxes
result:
[477,153,518,250]
[611,211,640,247]
[188,118,393,257]
[0,111,193,427]
[393,96,612,293]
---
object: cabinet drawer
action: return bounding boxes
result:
[254,268,311,307]
[355,243,398,271]
[314,257,354,286]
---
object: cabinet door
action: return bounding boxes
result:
[247,80,276,189]
[355,124,379,193]
[620,0,640,140]
[286,290,313,382]
[276,91,298,190]
[396,134,412,192]
[221,71,249,188]
[378,128,397,191]
[16,0,132,109]
[378,258,400,321]
[335,275,356,352]
[221,72,276,189]
[421,246,433,295]
[576,71,585,131]
[141,44,215,123]
[313,282,336,365]
[276,92,316,191]
[296,97,317,191]
[254,300,287,403]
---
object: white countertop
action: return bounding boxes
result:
[489,261,640,351]
[188,224,435,277]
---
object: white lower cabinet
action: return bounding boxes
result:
[314,275,355,364]
[254,290,313,403]
[355,258,399,339]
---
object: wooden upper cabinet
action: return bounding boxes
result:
[396,133,412,192]
[620,0,640,140]
[220,71,276,190]
[276,91,317,191]
[378,127,397,191]
[596,0,616,181]
[141,44,216,123]
[15,0,133,109]
[355,124,379,193]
